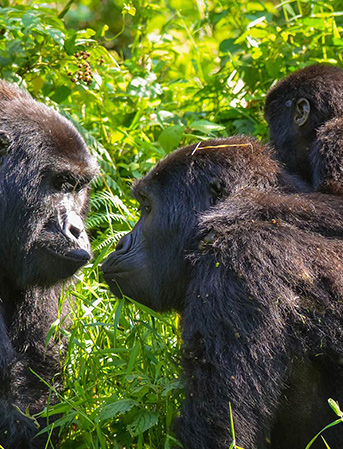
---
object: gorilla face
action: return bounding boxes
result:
[23,167,94,286]
[102,168,200,312]
[0,81,98,289]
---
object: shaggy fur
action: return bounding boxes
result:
[0,81,97,448]
[103,136,343,449]
[311,117,343,194]
[265,64,343,193]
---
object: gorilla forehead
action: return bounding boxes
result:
[0,80,97,175]
[134,136,278,195]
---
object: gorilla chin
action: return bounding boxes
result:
[101,272,122,298]
[102,260,150,305]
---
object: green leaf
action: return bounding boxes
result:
[158,125,185,153]
[64,33,77,54]
[126,340,140,375]
[94,24,109,39]
[219,38,241,55]
[44,26,65,47]
[190,120,225,134]
[22,12,40,29]
[97,399,138,422]
[50,85,71,103]
[127,411,159,437]
[328,398,343,418]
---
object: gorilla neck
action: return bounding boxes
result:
[0,277,26,319]
[0,278,64,351]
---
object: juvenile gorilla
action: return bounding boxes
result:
[103,136,343,449]
[265,64,343,193]
[0,81,97,448]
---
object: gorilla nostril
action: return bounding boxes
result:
[115,233,132,254]
[68,224,82,240]
[62,211,85,241]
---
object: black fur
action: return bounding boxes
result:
[0,81,97,448]
[265,64,343,193]
[102,136,343,449]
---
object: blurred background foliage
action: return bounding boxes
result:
[0,0,343,447]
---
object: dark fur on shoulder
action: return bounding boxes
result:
[180,190,343,448]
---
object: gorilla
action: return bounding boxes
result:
[0,81,97,448]
[265,64,343,194]
[102,136,343,449]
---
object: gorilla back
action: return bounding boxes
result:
[0,81,97,448]
[103,136,343,449]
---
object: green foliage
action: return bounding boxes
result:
[1,0,343,447]
[305,400,343,448]
[43,279,182,448]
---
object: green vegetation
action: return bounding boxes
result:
[0,0,343,447]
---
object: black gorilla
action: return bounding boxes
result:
[265,64,343,194]
[0,81,97,448]
[102,136,343,449]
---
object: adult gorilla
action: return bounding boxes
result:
[102,136,343,449]
[265,64,343,193]
[0,81,97,448]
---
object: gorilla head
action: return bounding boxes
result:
[0,81,97,289]
[102,136,280,312]
[265,64,343,191]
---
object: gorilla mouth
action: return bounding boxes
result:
[101,266,118,284]
[47,247,91,264]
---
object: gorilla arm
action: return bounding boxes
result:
[179,268,289,449]
[0,304,37,447]
[0,286,65,448]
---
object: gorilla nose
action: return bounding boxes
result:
[115,233,132,254]
[63,211,85,242]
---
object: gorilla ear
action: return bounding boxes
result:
[209,179,226,206]
[294,98,310,127]
[0,132,10,158]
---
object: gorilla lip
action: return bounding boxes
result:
[47,247,90,263]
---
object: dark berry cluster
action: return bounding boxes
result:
[67,51,93,85]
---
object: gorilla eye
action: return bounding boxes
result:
[137,194,152,214]
[53,173,80,193]
[139,203,151,214]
